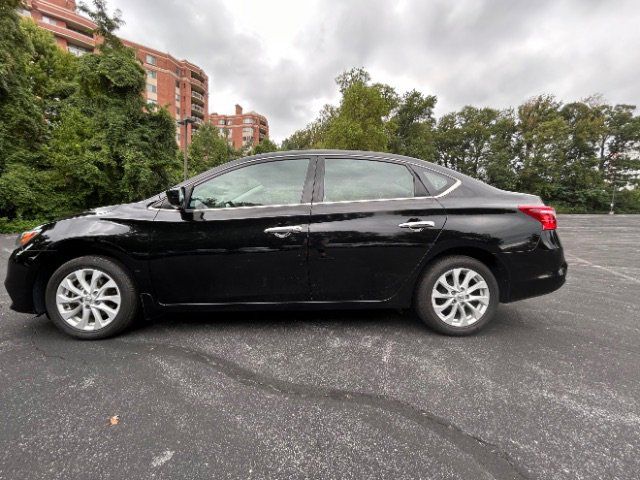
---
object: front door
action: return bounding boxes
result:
[150,157,315,305]
[308,156,446,302]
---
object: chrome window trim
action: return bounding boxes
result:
[147,181,462,212]
[147,153,463,211]
[149,201,312,212]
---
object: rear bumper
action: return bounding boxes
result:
[501,231,567,303]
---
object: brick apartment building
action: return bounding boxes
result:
[19,0,209,149]
[209,105,270,151]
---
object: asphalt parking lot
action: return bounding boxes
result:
[0,214,639,480]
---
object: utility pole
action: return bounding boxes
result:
[177,117,196,181]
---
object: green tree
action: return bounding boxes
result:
[515,95,569,202]
[1,0,180,227]
[250,138,279,155]
[187,124,235,176]
[0,8,78,222]
[51,0,179,207]
[388,90,437,161]
[322,68,397,151]
[281,104,337,150]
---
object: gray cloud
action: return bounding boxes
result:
[109,0,640,141]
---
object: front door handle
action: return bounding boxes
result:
[264,225,305,238]
[398,220,436,232]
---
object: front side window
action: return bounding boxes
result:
[189,159,310,209]
[323,158,414,202]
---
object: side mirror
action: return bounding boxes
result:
[165,187,186,210]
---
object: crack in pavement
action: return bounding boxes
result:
[27,328,528,478]
[107,340,529,480]
[30,327,66,361]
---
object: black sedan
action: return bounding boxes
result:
[5,150,567,339]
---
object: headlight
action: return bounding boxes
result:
[16,227,42,247]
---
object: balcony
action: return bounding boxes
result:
[191,104,205,115]
[191,91,205,105]
[190,78,206,92]
[192,117,204,126]
[190,70,206,82]
[36,2,97,31]
[38,21,95,49]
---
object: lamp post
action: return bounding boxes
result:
[609,152,620,215]
[177,117,196,181]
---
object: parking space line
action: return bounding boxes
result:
[566,253,640,284]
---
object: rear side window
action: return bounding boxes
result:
[323,158,414,202]
[419,169,457,196]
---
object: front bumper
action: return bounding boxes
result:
[4,247,43,314]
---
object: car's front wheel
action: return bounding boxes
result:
[45,256,138,339]
[414,255,499,335]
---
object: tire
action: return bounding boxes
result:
[414,255,499,336]
[45,256,138,339]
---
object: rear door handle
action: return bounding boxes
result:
[398,220,436,231]
[264,225,305,238]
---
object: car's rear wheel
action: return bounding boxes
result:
[414,255,499,335]
[45,256,137,339]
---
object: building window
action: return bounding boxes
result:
[175,94,180,102]
[242,127,254,145]
[217,119,225,125]
[227,119,233,125]
[41,15,57,25]
[175,67,181,76]
[243,118,254,124]
[148,99,158,105]
[18,8,31,17]
[147,70,157,79]
[146,84,157,93]
[145,54,156,65]
[68,44,91,57]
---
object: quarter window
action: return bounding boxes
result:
[419,169,456,195]
[323,158,414,202]
[189,159,310,209]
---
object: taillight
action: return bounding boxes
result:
[518,205,557,230]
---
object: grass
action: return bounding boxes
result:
[0,218,49,234]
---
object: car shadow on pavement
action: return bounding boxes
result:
[18,304,523,343]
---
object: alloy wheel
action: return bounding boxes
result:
[55,268,121,331]
[431,267,490,327]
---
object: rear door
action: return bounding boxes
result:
[308,156,446,302]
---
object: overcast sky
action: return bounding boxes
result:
[108,0,640,142]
